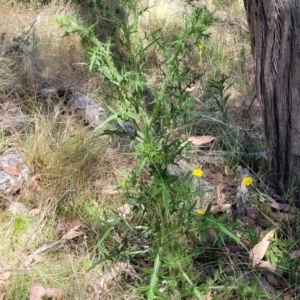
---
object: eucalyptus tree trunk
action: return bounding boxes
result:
[243,1,300,203]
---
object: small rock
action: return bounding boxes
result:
[0,148,29,194]
[0,102,27,133]
[0,271,12,281]
[8,202,28,215]
[67,92,109,127]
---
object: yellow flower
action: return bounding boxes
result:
[192,168,204,177]
[198,44,204,50]
[242,176,253,186]
[91,200,99,209]
[120,180,126,187]
[197,209,205,215]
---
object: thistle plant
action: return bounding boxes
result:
[58,3,244,298]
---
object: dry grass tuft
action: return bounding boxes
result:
[0,58,18,93]
[32,2,84,79]
[19,107,105,194]
[138,0,191,37]
[0,1,86,95]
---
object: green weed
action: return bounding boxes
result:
[57,2,249,298]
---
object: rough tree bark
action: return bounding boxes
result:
[243,1,300,202]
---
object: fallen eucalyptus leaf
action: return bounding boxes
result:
[249,229,275,266]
